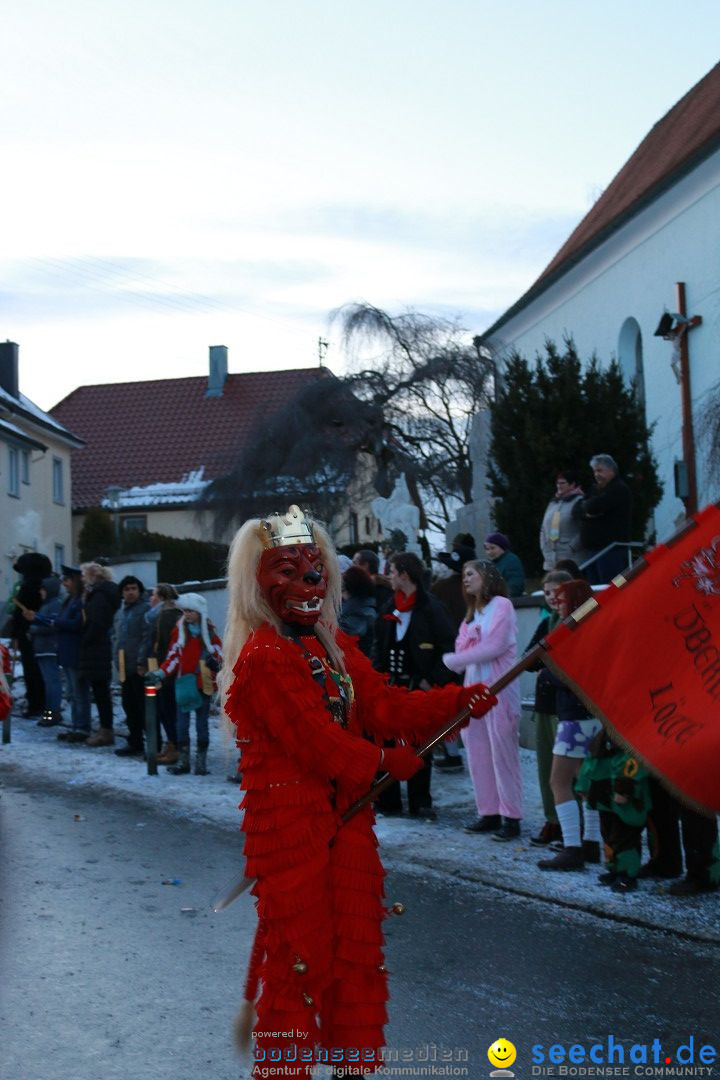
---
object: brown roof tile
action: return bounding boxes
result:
[50,368,330,509]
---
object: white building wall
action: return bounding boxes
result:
[486,148,720,543]
[1,435,75,601]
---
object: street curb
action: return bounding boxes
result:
[4,756,719,948]
[385,854,720,947]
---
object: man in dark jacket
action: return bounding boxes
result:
[373,551,458,819]
[26,576,63,726]
[9,552,52,716]
[56,565,91,742]
[113,575,150,757]
[431,533,476,628]
[430,534,476,771]
[572,454,633,584]
[352,549,393,611]
[82,564,121,747]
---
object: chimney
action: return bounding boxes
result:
[206,345,228,397]
[0,341,19,399]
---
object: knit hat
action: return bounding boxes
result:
[452,533,476,550]
[178,592,213,651]
[485,532,511,551]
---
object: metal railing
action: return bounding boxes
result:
[579,540,645,580]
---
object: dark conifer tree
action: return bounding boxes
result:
[488,337,663,575]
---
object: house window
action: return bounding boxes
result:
[364,516,371,536]
[121,515,147,533]
[349,512,359,544]
[54,544,65,572]
[618,317,645,408]
[8,447,19,497]
[21,450,30,485]
[52,457,64,504]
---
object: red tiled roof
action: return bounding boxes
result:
[50,368,330,509]
[483,62,720,339]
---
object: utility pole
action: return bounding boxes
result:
[318,337,328,367]
[675,282,701,516]
[654,284,702,517]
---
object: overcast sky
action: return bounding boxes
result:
[3,1,719,411]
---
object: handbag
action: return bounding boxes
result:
[175,672,204,711]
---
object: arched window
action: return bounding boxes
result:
[618,317,645,408]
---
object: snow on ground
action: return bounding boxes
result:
[2,677,719,944]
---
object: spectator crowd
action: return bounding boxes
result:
[2,452,717,901]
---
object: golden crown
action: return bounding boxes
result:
[259,504,315,548]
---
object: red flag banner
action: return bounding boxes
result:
[542,504,720,813]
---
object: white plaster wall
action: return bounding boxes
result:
[486,149,720,543]
[1,434,74,602]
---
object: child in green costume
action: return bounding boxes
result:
[576,730,651,893]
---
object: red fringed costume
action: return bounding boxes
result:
[224,506,492,1075]
[228,625,476,1074]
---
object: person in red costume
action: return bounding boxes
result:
[0,642,11,722]
[222,505,495,1077]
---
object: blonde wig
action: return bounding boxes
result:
[80,561,114,583]
[220,516,344,704]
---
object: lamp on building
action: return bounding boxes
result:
[653,311,701,341]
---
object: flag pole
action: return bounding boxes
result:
[342,645,545,820]
[213,645,545,912]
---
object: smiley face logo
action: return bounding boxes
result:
[488,1039,517,1070]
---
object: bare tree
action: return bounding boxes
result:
[335,303,494,531]
[201,373,385,537]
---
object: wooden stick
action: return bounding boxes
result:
[213,645,545,912]
[341,644,545,821]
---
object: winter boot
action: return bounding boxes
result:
[529,821,562,847]
[538,846,585,871]
[86,727,115,747]
[464,815,501,834]
[38,709,61,727]
[168,746,191,775]
[582,839,601,864]
[492,817,521,842]
[156,741,179,765]
[194,749,209,776]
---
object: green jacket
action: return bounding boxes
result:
[576,733,650,826]
[493,550,525,597]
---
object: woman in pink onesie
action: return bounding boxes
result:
[443,559,522,841]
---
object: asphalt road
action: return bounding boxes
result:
[2,775,719,1080]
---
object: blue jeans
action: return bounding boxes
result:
[63,666,91,732]
[36,655,63,712]
[176,694,211,749]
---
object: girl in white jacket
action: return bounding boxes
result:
[443,560,522,840]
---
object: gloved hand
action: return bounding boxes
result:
[144,669,164,686]
[380,744,424,781]
[204,656,220,674]
[458,682,497,718]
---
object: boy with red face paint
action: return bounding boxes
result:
[222,506,495,1076]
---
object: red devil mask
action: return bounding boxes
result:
[258,544,328,626]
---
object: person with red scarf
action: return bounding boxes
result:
[222,507,494,1076]
[0,641,11,722]
[372,550,459,820]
